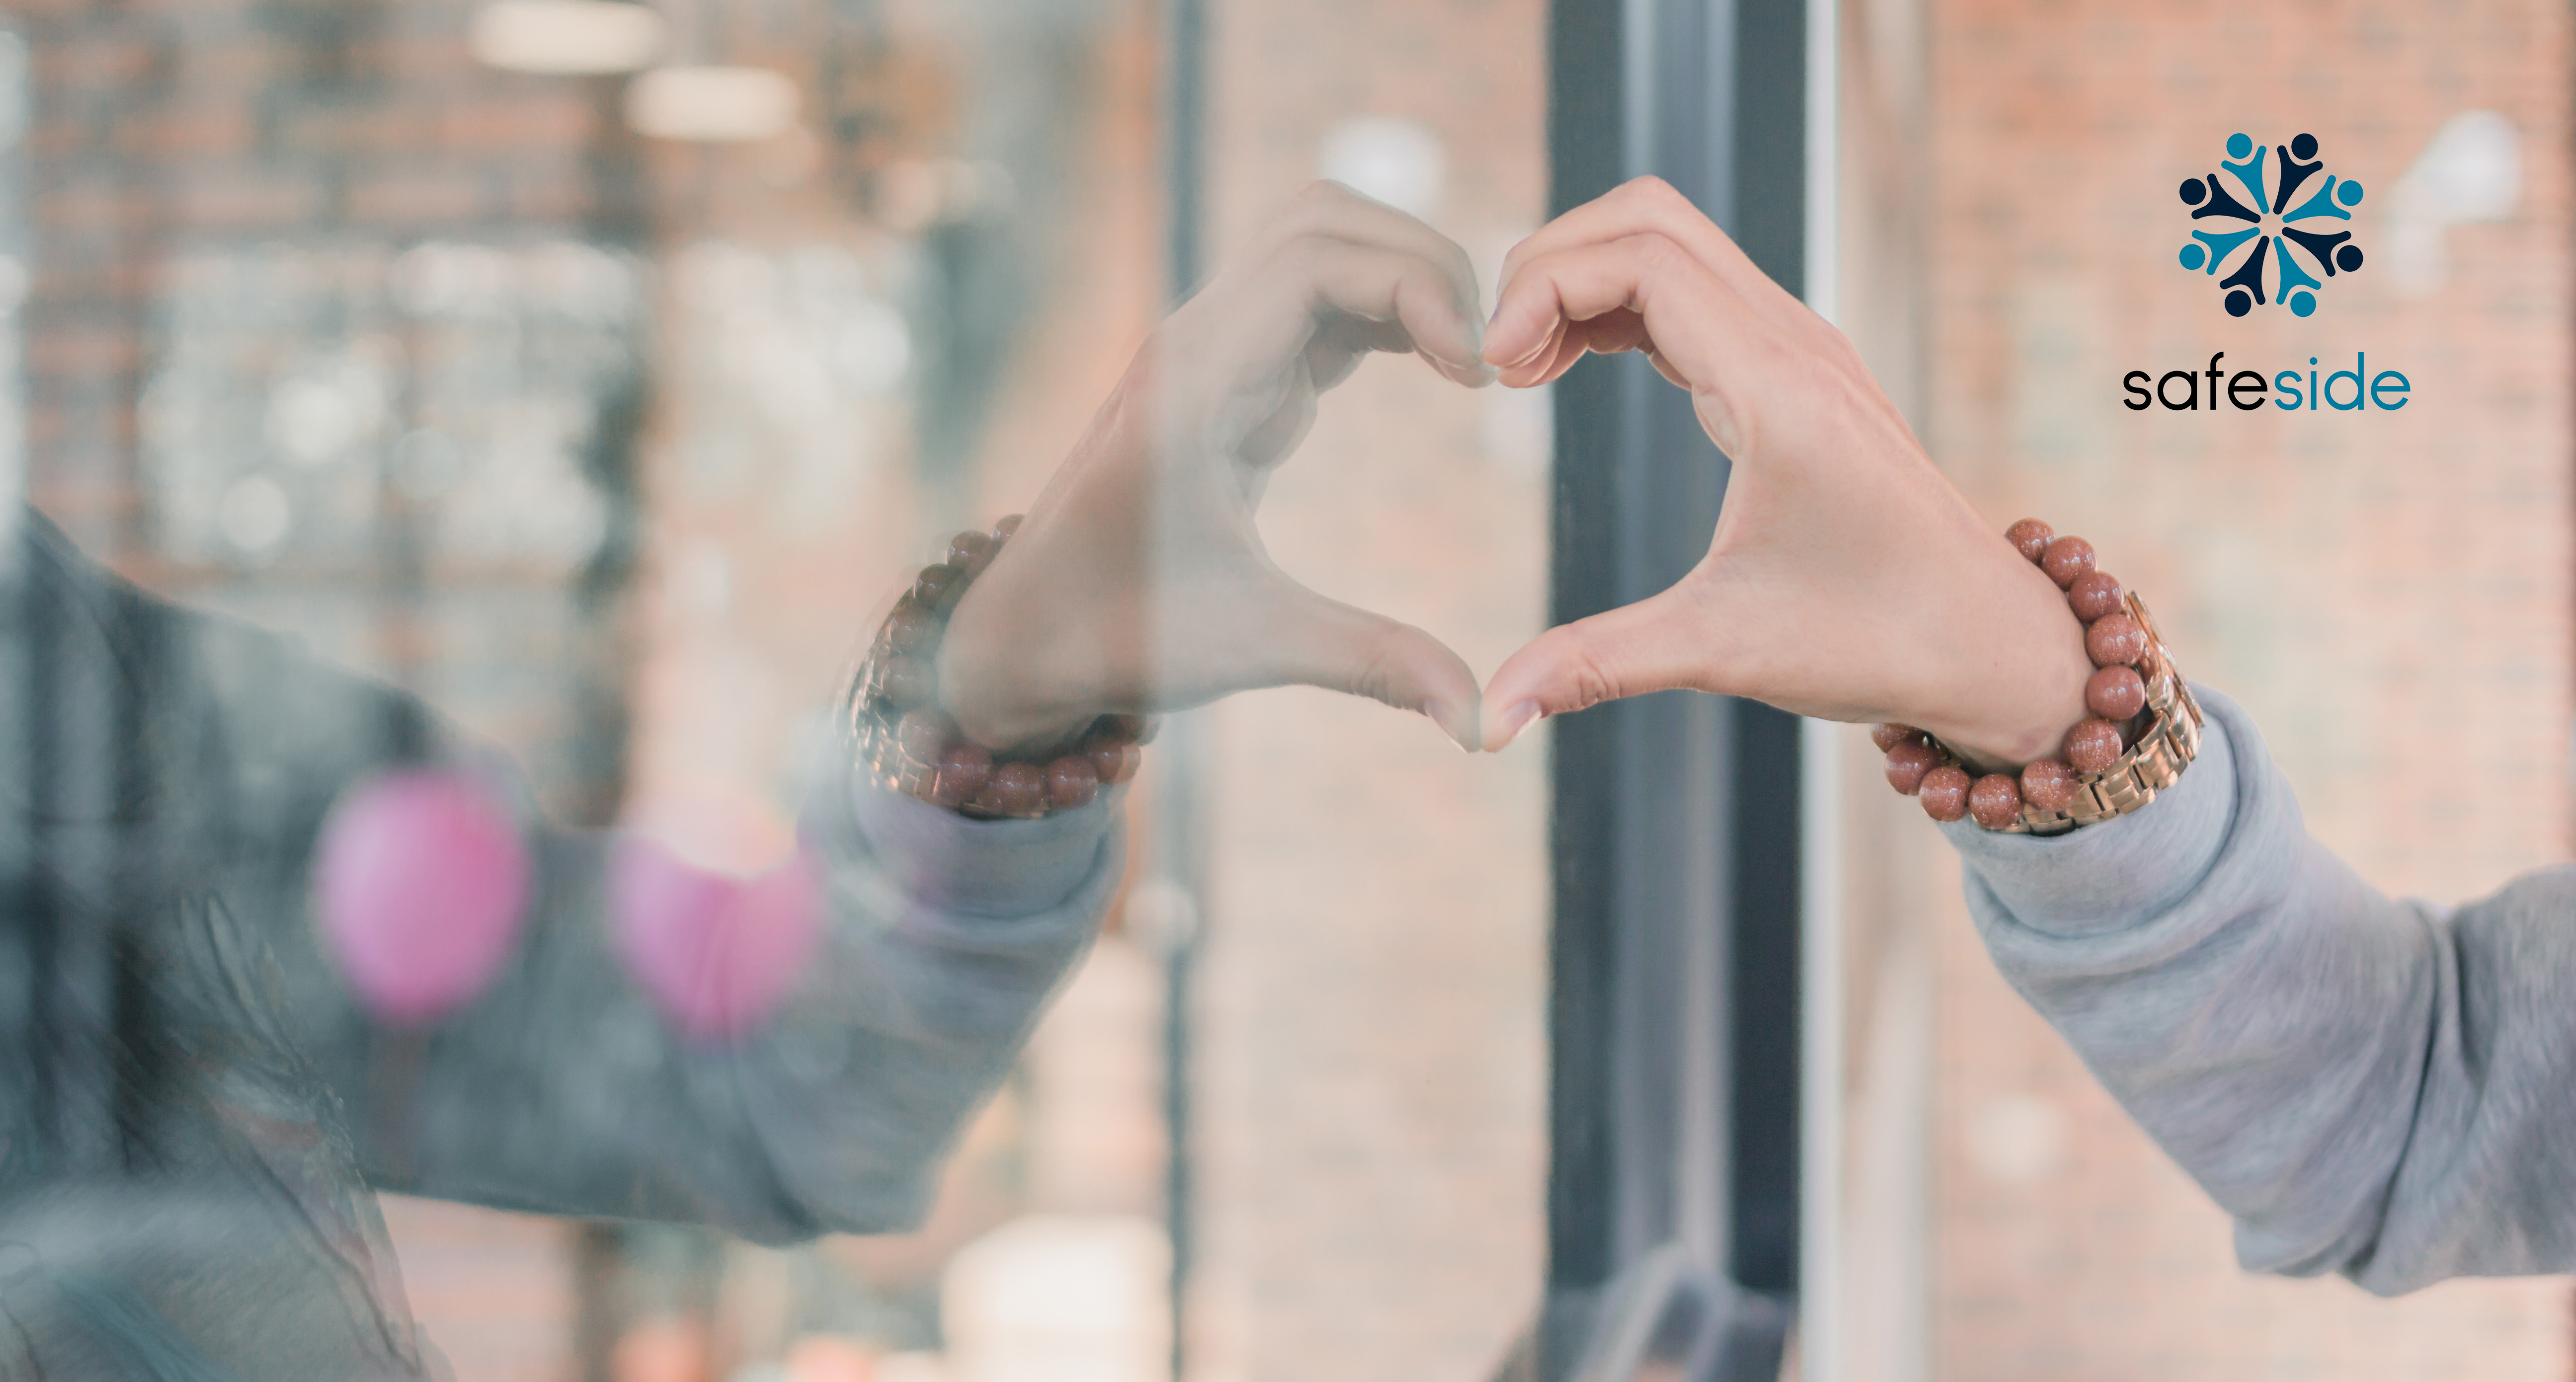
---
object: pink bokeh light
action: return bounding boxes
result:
[314,768,532,1025]
[609,837,822,1041]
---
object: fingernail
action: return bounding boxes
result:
[1429,350,1492,383]
[1488,700,1540,751]
[1422,694,1483,751]
[1497,332,1552,371]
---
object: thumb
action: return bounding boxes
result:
[1479,582,1721,751]
[1255,578,1483,750]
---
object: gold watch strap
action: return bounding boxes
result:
[1999,591,2202,836]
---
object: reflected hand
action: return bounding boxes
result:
[939,182,1492,752]
[1477,178,2091,767]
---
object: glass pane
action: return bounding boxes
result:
[0,1,1546,1380]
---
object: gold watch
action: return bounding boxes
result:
[1999,591,2203,836]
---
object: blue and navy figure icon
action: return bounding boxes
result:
[2179,132,2365,317]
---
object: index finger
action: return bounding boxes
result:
[1483,232,1765,399]
[1235,182,1487,354]
[1495,177,1808,337]
[1176,234,1493,401]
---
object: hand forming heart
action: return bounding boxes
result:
[1474,176,2093,768]
[941,176,2093,769]
[940,181,1494,753]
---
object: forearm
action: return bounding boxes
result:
[720,770,1121,1237]
[364,761,1121,1241]
[1948,687,2576,1292]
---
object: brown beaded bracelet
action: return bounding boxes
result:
[1874,519,2203,835]
[845,514,1151,820]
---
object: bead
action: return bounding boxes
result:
[2020,757,2078,812]
[1918,766,1971,822]
[2086,664,2146,721]
[896,708,956,764]
[2040,536,2096,589]
[1870,723,1923,753]
[949,530,997,577]
[913,563,966,613]
[1089,742,1141,784]
[2064,718,2123,772]
[884,597,940,655]
[2006,519,2054,564]
[928,743,993,808]
[2067,569,2124,622]
[989,762,1046,818]
[993,514,1025,540]
[2085,612,2146,668]
[1968,773,2023,830]
[1046,755,1100,810]
[882,656,937,709]
[1883,740,1940,795]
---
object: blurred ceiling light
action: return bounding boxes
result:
[219,476,292,555]
[470,0,666,75]
[2389,111,2522,297]
[625,66,800,143]
[1319,116,1446,221]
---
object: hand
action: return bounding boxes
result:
[937,182,1492,752]
[1477,177,2091,768]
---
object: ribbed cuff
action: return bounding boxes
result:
[1939,683,2244,938]
[836,768,1124,919]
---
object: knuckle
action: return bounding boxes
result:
[1298,179,1357,211]
[1343,630,1405,705]
[1619,174,1681,208]
[1269,182,1347,239]
[1559,638,1622,713]
[1619,230,1685,271]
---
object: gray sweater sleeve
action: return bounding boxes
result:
[167,586,1122,1247]
[1945,686,2576,1295]
[358,768,1121,1243]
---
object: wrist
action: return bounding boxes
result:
[1877,516,2203,835]
[853,518,1146,819]
[938,566,1108,754]
[1915,547,2093,771]
[935,411,1153,753]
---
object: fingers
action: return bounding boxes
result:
[1228,234,1492,389]
[1207,183,1492,389]
[1482,233,1761,416]
[1495,176,1807,339]
[1477,582,1723,751]
[1248,181,1486,345]
[1255,577,1483,750]
[1501,308,1657,388]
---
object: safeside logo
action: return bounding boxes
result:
[2124,129,2409,415]
[2177,132,2365,318]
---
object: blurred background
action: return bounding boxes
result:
[6,0,2572,1378]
